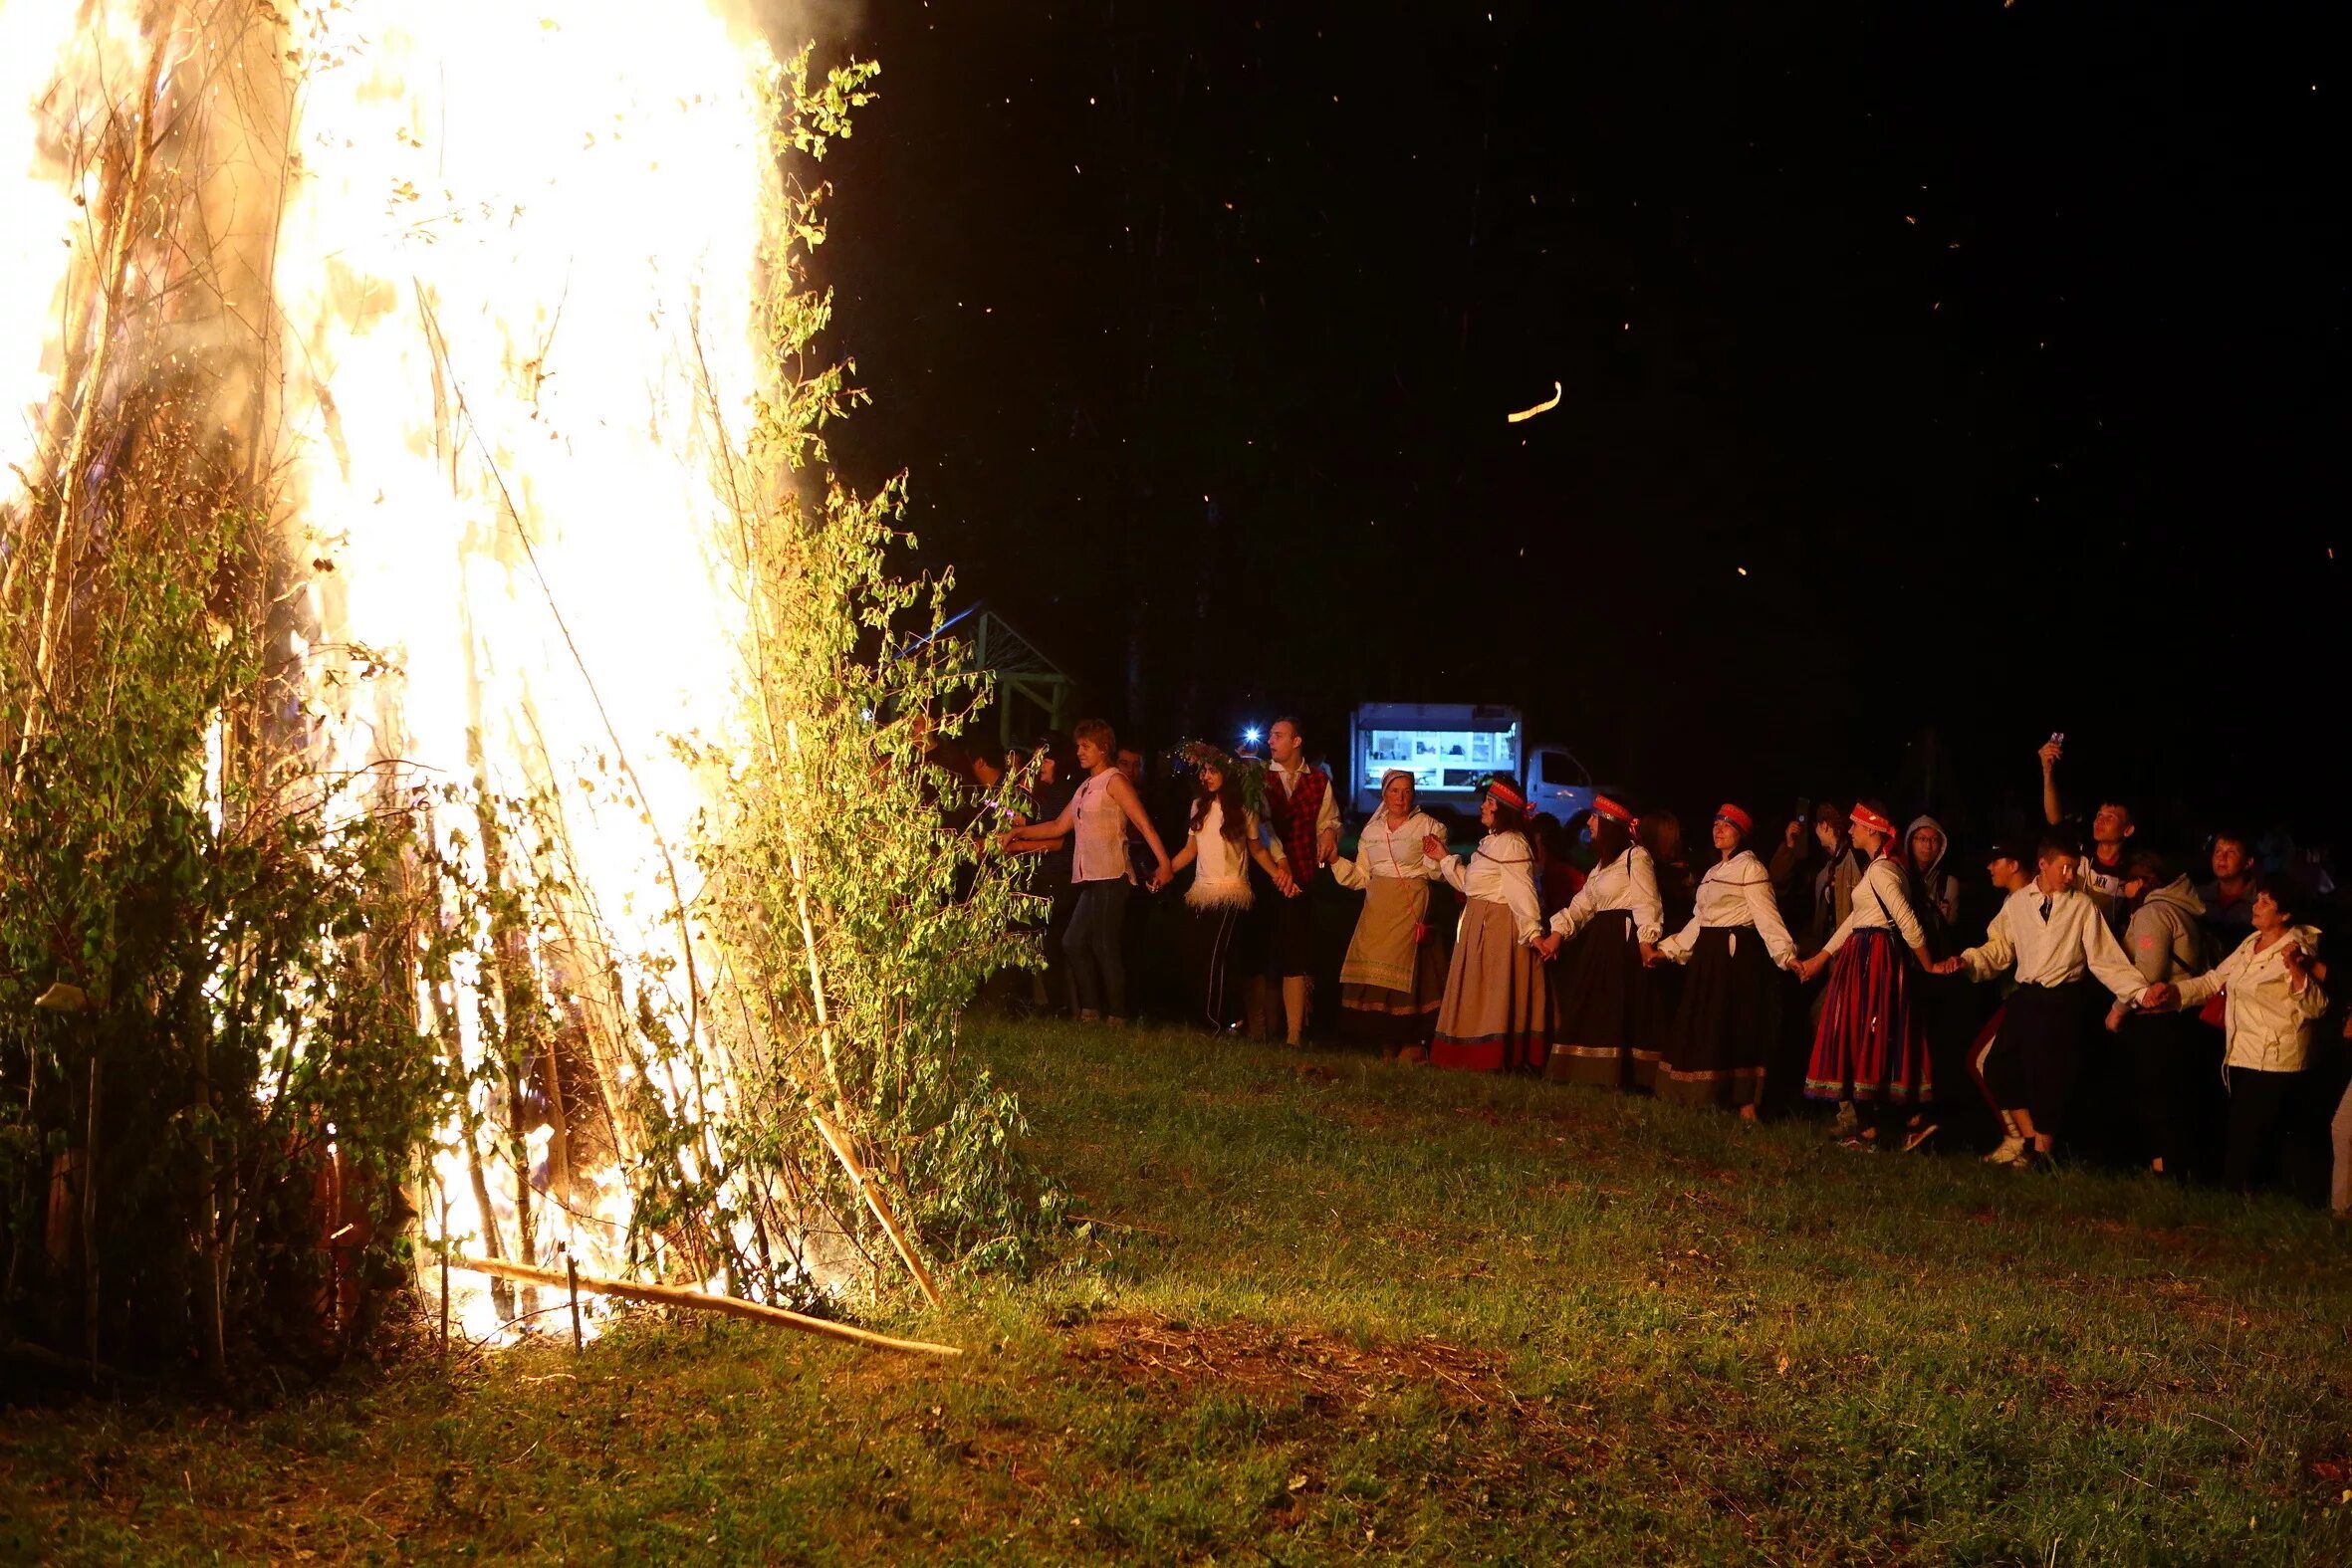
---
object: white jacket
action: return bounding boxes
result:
[2176,926,2328,1073]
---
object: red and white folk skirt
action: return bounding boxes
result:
[1803,929,1933,1105]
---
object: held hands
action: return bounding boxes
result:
[1793,952,1828,985]
[1422,832,1450,862]
[1638,942,1665,968]
[1317,829,1339,867]
[1273,864,1301,899]
[1146,861,1174,893]
[2140,982,2180,1012]
[1534,933,1563,963]
[1928,956,1965,977]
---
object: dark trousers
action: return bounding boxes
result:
[1064,879,1132,1018]
[2225,1065,2311,1194]
[1182,903,1249,1032]
[1041,883,1078,1014]
[2122,1010,2198,1171]
[2006,982,2093,1138]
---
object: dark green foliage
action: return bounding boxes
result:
[1,511,442,1373]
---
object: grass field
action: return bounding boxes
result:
[6,1018,2350,1565]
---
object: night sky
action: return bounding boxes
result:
[814,2,2342,841]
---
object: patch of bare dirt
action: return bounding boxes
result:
[1061,1310,1525,1414]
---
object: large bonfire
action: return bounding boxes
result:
[0,0,1037,1378]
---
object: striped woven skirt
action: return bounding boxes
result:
[1803,928,1932,1104]
[1430,899,1548,1072]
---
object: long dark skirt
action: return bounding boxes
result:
[1545,910,1660,1089]
[1804,929,1932,1104]
[1656,926,1782,1110]
[1431,900,1548,1072]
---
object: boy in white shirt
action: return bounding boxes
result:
[1932,837,2149,1165]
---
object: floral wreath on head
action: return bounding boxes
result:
[1172,740,1269,821]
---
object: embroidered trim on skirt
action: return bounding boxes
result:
[1339,876,1447,1046]
[1803,928,1932,1104]
[1656,925,1782,1109]
[1545,909,1661,1088]
[1431,899,1547,1072]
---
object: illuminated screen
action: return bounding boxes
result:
[1359,727,1521,793]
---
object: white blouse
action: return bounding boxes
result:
[1185,801,1259,910]
[1330,810,1444,889]
[1659,850,1796,968]
[2175,926,2329,1073]
[1435,831,1542,945]
[1547,844,1663,945]
[1821,855,1928,954]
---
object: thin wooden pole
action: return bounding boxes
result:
[566,1252,584,1352]
[438,1195,450,1363]
[810,1111,941,1308]
[449,1254,961,1359]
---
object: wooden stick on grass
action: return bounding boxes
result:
[451,1254,961,1358]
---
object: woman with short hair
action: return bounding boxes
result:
[2150,874,2328,1193]
[1001,719,1173,1023]
[1424,777,1548,1072]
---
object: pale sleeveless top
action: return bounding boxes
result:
[1070,771,1128,884]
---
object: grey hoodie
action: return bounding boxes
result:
[1904,814,1961,929]
[2126,876,2208,986]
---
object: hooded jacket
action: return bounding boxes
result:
[1904,815,1963,956]
[2125,876,2207,987]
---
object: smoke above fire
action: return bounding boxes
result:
[3,0,804,1338]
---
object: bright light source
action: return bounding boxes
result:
[1242,727,1263,745]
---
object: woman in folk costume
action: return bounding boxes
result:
[1164,746,1295,1033]
[1329,769,1451,1060]
[1422,776,1548,1071]
[1648,804,1800,1116]
[1792,800,1938,1146]
[1539,793,1665,1090]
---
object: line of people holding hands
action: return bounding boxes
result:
[990,717,2342,1206]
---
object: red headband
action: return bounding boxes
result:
[1593,794,1636,827]
[1714,803,1753,834]
[1850,803,1896,839]
[1487,780,1526,811]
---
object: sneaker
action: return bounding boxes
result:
[1832,1102,1859,1137]
[1900,1121,1940,1154]
[1982,1136,2026,1167]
